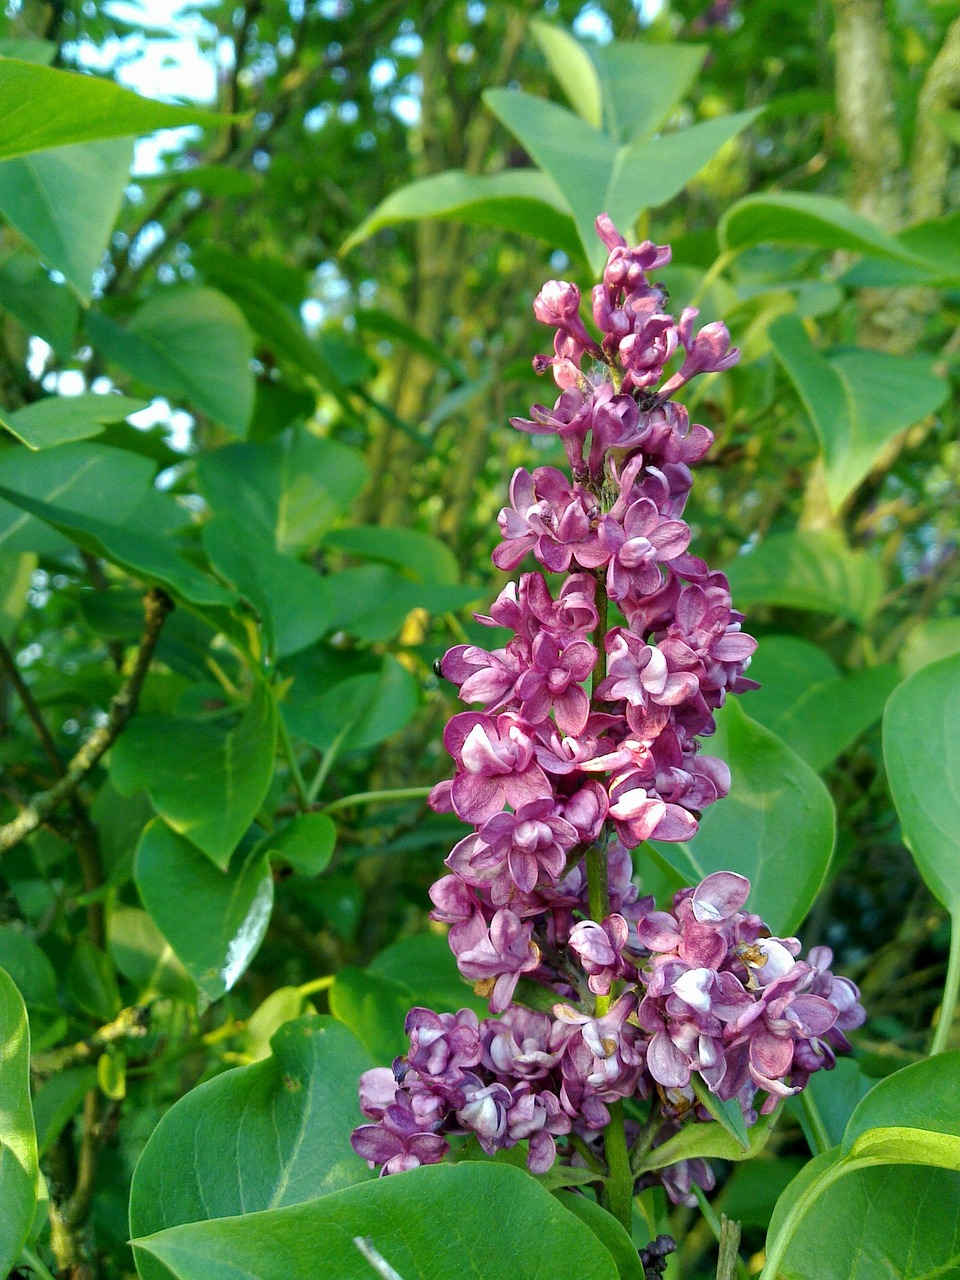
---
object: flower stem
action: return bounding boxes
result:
[931,913,960,1054]
[601,1099,635,1233]
[276,706,310,812]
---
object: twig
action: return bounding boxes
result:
[0,632,64,773]
[31,1005,148,1077]
[716,1216,743,1280]
[0,631,109,945]
[0,588,173,855]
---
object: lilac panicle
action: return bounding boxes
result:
[352,217,863,1206]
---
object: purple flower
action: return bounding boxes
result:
[569,914,631,995]
[441,712,552,824]
[355,213,864,1202]
[404,1007,482,1080]
[577,500,691,602]
[351,1090,450,1176]
[515,631,596,733]
[456,909,542,1012]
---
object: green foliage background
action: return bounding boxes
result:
[0,1,958,1276]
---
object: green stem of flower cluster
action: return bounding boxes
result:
[602,1099,635,1233]
[584,575,634,1232]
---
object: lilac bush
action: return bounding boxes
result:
[351,215,864,1225]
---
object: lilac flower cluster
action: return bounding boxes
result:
[352,217,864,1204]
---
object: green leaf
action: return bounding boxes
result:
[129,1015,375,1272]
[283,655,419,753]
[0,930,63,1050]
[761,1055,960,1279]
[323,524,460,584]
[202,514,334,658]
[108,907,195,1003]
[588,40,707,142]
[0,930,57,1015]
[0,482,236,608]
[0,39,55,64]
[0,57,229,162]
[66,937,121,1021]
[0,966,39,1277]
[605,111,761,245]
[134,820,273,1002]
[328,965,417,1062]
[0,393,148,450]
[111,684,278,869]
[0,138,133,301]
[323,563,479,642]
[746,638,898,772]
[331,933,486,1063]
[652,700,835,935]
[131,1162,620,1280]
[0,251,79,354]
[341,168,582,261]
[367,933,486,1018]
[485,88,757,271]
[261,812,336,877]
[554,1191,646,1280]
[529,20,603,128]
[196,428,369,554]
[843,1052,960,1158]
[883,653,960,912]
[691,1073,750,1150]
[725,530,884,625]
[32,1066,97,1156]
[719,192,920,261]
[193,250,367,411]
[900,617,960,678]
[776,1164,960,1280]
[483,89,617,265]
[769,316,948,507]
[0,440,154,554]
[0,551,34,643]
[634,1104,779,1174]
[87,288,254,437]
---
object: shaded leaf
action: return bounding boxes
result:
[323,524,460,584]
[0,440,154,555]
[0,252,79,354]
[0,138,133,301]
[883,653,960,911]
[769,316,948,507]
[0,393,148,451]
[283,655,418,753]
[261,813,336,877]
[129,1016,375,1279]
[725,530,884,625]
[0,966,38,1277]
[652,700,835,935]
[0,57,228,162]
[111,684,278,869]
[202,515,333,658]
[342,168,582,261]
[720,192,919,261]
[197,428,369,554]
[0,482,236,608]
[134,820,273,1003]
[108,907,195,1003]
[87,288,255,437]
[131,1162,620,1280]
